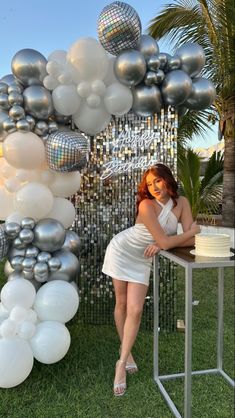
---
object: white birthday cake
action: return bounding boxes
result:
[191,233,232,257]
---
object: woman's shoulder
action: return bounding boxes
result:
[139,198,156,211]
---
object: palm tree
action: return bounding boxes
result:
[178,149,224,219]
[148,0,235,227]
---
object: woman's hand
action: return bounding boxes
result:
[190,222,201,236]
[144,243,161,258]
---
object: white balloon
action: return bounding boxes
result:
[0,186,14,220]
[45,197,75,228]
[104,56,119,86]
[0,337,34,388]
[91,80,106,96]
[18,320,36,340]
[73,104,111,136]
[49,171,81,197]
[4,177,21,193]
[3,132,46,170]
[0,278,36,310]
[58,71,72,85]
[0,319,17,338]
[26,308,38,324]
[43,75,58,90]
[48,50,67,67]
[77,81,91,98]
[14,182,54,219]
[86,94,101,108]
[67,37,109,83]
[30,321,71,364]
[0,303,9,322]
[10,305,28,323]
[34,280,79,323]
[104,82,133,116]
[46,61,61,77]
[0,158,16,178]
[52,85,81,116]
[5,211,23,224]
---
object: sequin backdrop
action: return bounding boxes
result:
[73,107,178,330]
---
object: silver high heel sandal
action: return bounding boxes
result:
[119,347,138,374]
[113,359,127,397]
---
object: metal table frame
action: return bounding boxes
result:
[153,247,235,418]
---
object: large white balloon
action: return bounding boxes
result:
[1,279,36,310]
[0,186,14,220]
[5,211,24,224]
[0,337,34,388]
[52,85,81,116]
[0,158,16,178]
[45,197,75,228]
[67,37,109,83]
[49,171,81,197]
[30,321,71,364]
[34,280,79,323]
[73,104,111,135]
[104,82,133,116]
[104,56,119,86]
[14,182,54,219]
[3,132,45,169]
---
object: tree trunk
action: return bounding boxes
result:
[222,117,235,227]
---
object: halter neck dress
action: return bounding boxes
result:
[102,198,178,286]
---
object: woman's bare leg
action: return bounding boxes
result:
[112,278,127,341]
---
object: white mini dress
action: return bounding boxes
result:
[102,198,178,286]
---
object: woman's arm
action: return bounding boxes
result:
[138,200,200,250]
[175,196,196,247]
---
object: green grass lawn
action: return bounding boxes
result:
[0,263,234,418]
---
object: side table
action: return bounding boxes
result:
[153,247,235,418]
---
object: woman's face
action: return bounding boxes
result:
[146,172,169,202]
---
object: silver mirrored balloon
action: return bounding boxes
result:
[46,130,88,172]
[48,250,79,282]
[11,48,47,87]
[9,105,25,121]
[16,119,30,132]
[132,84,162,117]
[146,55,160,71]
[185,77,216,110]
[12,237,26,249]
[0,74,23,88]
[0,110,9,138]
[61,230,81,256]
[8,247,26,260]
[144,71,158,86]
[37,251,52,263]
[158,53,171,70]
[25,115,36,130]
[19,229,34,244]
[33,218,66,252]
[155,69,165,85]
[161,70,192,105]
[98,1,142,56]
[139,35,159,58]
[0,224,10,261]
[8,84,23,94]
[0,93,10,110]
[25,246,40,259]
[23,85,54,120]
[3,117,16,133]
[34,121,49,136]
[114,50,146,87]
[22,257,37,271]
[176,43,205,77]
[48,257,61,272]
[48,121,58,133]
[8,91,23,106]
[34,262,49,282]
[21,218,35,230]
[0,82,8,94]
[10,255,24,270]
[167,56,181,71]
[23,270,34,280]
[4,222,21,239]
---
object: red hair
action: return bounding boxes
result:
[136,164,179,215]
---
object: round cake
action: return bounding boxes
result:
[192,233,232,257]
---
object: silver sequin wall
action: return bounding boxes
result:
[73,107,178,327]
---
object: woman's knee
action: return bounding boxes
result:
[115,298,127,313]
[127,304,143,320]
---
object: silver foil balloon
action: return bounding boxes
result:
[8,91,23,106]
[34,121,49,137]
[0,110,9,139]
[16,119,30,132]
[139,35,159,58]
[23,85,54,120]
[158,53,171,70]
[9,105,25,121]
[161,70,192,105]
[11,48,47,87]
[144,71,158,86]
[0,82,8,94]
[12,237,26,249]
[25,115,36,130]
[48,250,79,282]
[146,55,160,71]
[185,77,216,110]
[61,230,81,256]
[21,218,36,230]
[114,50,146,86]
[10,256,24,270]
[167,56,181,71]
[0,93,10,110]
[48,121,58,133]
[37,251,52,263]
[4,222,21,239]
[25,246,40,259]
[8,84,23,94]
[33,218,66,252]
[98,1,142,56]
[3,117,16,133]
[8,247,26,260]
[176,43,205,77]
[46,130,88,172]
[22,257,37,271]
[48,257,61,272]
[22,270,34,280]
[34,262,49,282]
[0,74,23,88]
[155,69,165,85]
[132,84,162,117]
[19,229,34,244]
[0,224,10,262]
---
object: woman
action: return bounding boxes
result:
[102,163,200,396]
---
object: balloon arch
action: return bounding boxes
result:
[0,1,215,388]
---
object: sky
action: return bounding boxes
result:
[0,0,219,148]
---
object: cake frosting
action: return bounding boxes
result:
[193,233,231,257]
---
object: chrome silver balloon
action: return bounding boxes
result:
[139,35,159,58]
[8,84,23,94]
[132,84,162,117]
[3,117,16,133]
[8,247,26,260]
[23,85,54,120]
[46,130,88,172]
[0,74,23,88]
[4,222,21,239]
[11,48,47,86]
[48,121,58,133]
[34,121,49,137]
[34,262,49,282]
[19,229,34,244]
[21,217,36,230]
[25,115,36,130]
[25,246,40,259]
[146,55,160,71]
[176,43,206,77]
[8,91,23,106]
[185,77,216,110]
[0,93,10,110]
[22,270,34,280]
[144,71,158,86]
[0,110,8,139]
[16,119,30,132]
[167,56,181,71]
[10,255,24,270]
[155,69,165,85]
[0,82,8,94]
[33,218,66,252]
[48,256,61,272]
[61,230,81,256]
[114,50,146,86]
[9,105,25,121]
[161,70,192,105]
[0,224,10,262]
[13,237,26,249]
[37,251,52,263]
[98,1,142,56]
[158,53,171,69]
[48,249,79,282]
[22,257,37,271]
